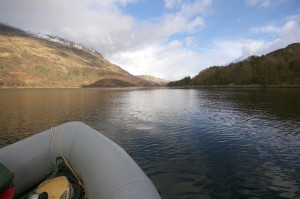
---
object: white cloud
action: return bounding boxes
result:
[219,20,300,62]
[280,20,300,39]
[164,0,183,9]
[109,38,240,80]
[245,0,291,8]
[241,40,266,56]
[184,37,197,48]
[246,0,271,7]
[109,43,202,80]
[109,36,272,80]
[180,0,212,17]
[249,20,300,55]
[251,25,280,34]
[157,0,212,35]
[286,14,300,22]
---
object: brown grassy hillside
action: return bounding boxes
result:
[137,75,168,86]
[0,23,147,87]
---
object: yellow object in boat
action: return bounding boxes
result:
[33,176,73,199]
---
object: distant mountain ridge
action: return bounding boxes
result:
[0,23,166,87]
[0,23,28,36]
[168,43,300,87]
[137,75,168,86]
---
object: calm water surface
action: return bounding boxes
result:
[0,88,300,199]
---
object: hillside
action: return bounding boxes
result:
[0,23,162,87]
[137,75,168,86]
[168,43,300,87]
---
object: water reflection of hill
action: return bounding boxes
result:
[0,88,124,147]
[198,88,300,122]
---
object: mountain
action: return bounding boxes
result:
[137,75,168,86]
[168,43,300,87]
[0,23,159,87]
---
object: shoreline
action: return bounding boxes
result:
[0,86,167,89]
[0,85,300,89]
[167,84,300,89]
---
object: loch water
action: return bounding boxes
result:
[0,88,300,199]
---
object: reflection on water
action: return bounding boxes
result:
[0,88,300,199]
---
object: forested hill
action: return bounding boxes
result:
[168,43,300,87]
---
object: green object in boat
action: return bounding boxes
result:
[0,162,14,193]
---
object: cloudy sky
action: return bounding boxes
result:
[0,0,300,80]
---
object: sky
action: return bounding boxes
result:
[0,0,300,80]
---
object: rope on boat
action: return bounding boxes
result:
[50,127,84,188]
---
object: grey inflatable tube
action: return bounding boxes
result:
[0,121,161,199]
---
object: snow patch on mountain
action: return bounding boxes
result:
[36,33,96,53]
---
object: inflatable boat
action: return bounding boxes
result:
[0,122,161,199]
